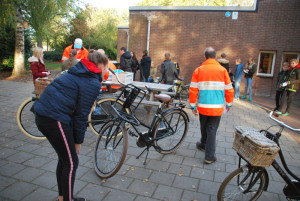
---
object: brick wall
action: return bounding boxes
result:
[125,0,300,100]
[117,28,129,62]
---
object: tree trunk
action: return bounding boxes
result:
[12,8,25,76]
[37,39,43,48]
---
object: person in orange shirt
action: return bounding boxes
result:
[189,47,234,164]
[61,38,88,62]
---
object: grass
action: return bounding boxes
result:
[45,61,61,70]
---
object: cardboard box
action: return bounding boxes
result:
[112,72,133,85]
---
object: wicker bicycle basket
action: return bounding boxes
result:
[233,126,280,167]
[34,78,53,95]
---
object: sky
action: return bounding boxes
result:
[84,0,143,11]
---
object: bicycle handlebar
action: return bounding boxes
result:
[269,111,300,132]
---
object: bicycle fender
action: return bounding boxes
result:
[163,108,190,122]
[263,169,269,191]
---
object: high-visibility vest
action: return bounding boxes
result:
[61,45,88,62]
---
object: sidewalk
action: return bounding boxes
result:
[0,80,300,201]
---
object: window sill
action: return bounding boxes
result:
[257,74,273,78]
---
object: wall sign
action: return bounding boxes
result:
[225,11,231,17]
[232,12,238,20]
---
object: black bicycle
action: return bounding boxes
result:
[94,69,190,178]
[218,111,300,201]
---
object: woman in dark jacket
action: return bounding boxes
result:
[140,50,151,82]
[131,51,140,81]
[33,51,108,201]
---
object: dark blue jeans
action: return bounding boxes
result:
[199,114,221,160]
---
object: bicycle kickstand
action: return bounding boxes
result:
[136,145,150,165]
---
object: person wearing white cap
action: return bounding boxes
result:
[61,38,88,62]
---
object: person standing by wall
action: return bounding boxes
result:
[217,53,230,73]
[277,59,300,116]
[33,51,108,201]
[189,47,234,164]
[120,47,133,72]
[161,52,179,84]
[241,57,257,102]
[140,50,151,82]
[61,38,88,62]
[131,51,140,80]
[233,58,244,100]
[28,47,51,84]
[274,62,290,112]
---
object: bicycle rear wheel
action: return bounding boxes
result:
[94,120,128,178]
[88,98,127,136]
[217,166,267,201]
[153,109,188,154]
[16,98,45,140]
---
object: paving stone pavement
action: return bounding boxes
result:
[0,80,300,201]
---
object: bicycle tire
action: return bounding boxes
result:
[217,166,267,201]
[88,98,128,136]
[16,98,46,140]
[179,86,189,102]
[94,120,128,179]
[152,109,188,154]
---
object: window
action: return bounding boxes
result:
[257,51,276,77]
[282,52,300,68]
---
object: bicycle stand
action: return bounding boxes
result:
[136,145,150,165]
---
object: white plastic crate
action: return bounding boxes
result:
[112,72,133,85]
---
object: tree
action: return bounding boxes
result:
[136,0,255,6]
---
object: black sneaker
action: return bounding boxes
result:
[204,156,217,164]
[74,198,87,201]
[196,141,205,152]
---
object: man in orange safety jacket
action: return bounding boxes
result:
[189,47,234,164]
[61,38,88,62]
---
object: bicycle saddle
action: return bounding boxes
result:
[154,94,172,104]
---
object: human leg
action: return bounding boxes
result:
[35,114,79,201]
[204,115,221,161]
[242,78,249,98]
[285,91,294,114]
[234,80,241,99]
[248,78,253,100]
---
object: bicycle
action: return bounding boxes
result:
[16,74,127,139]
[217,111,300,201]
[94,69,190,178]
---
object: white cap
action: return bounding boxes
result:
[74,38,82,49]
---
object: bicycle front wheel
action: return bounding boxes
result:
[217,166,267,201]
[88,98,127,136]
[16,98,45,140]
[94,120,128,179]
[153,109,188,154]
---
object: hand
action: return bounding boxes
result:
[192,110,198,116]
[75,144,81,154]
[225,105,231,113]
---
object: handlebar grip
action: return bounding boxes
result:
[108,68,115,75]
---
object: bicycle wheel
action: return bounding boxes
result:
[153,109,188,154]
[16,98,46,140]
[217,166,267,201]
[179,86,189,102]
[94,120,128,178]
[88,98,127,136]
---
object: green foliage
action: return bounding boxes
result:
[44,51,63,62]
[44,61,62,70]
[0,56,14,71]
[136,0,255,6]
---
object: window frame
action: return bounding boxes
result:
[257,51,276,77]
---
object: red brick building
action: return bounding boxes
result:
[117,0,300,100]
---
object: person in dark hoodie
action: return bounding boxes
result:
[276,59,300,116]
[120,47,133,72]
[217,53,230,72]
[274,62,290,111]
[140,50,151,82]
[33,51,108,201]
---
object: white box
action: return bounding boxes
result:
[112,72,133,85]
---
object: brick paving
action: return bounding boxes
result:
[0,80,300,201]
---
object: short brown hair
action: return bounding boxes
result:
[165,52,171,60]
[282,62,289,67]
[87,51,108,66]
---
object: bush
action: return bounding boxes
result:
[44,51,63,62]
[0,56,14,71]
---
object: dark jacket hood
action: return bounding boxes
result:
[217,58,229,64]
[68,61,101,81]
[142,56,151,62]
[122,51,132,59]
